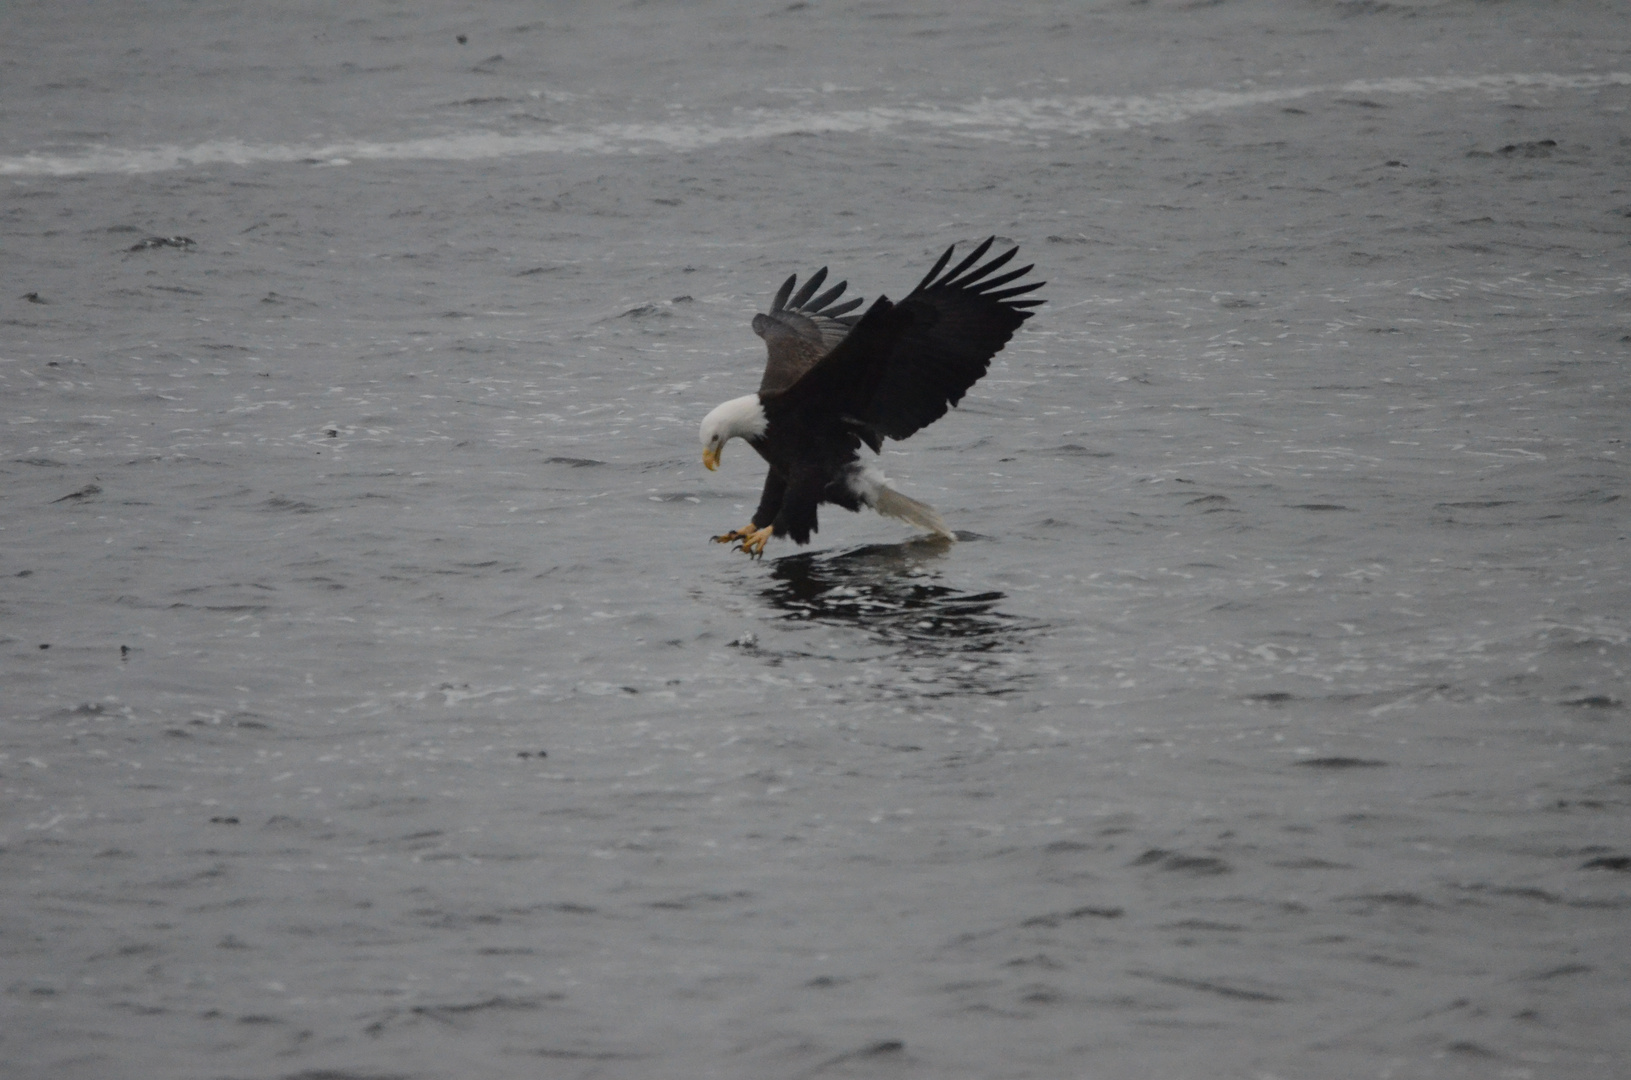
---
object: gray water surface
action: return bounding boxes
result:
[2,2,1628,1078]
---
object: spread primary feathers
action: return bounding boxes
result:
[700,237,1044,556]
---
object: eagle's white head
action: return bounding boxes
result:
[699,394,768,471]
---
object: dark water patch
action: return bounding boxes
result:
[1466,139,1557,159]
[1128,969,1284,1002]
[1044,839,1094,853]
[261,495,323,513]
[1537,624,1627,649]
[1444,1040,1500,1058]
[1580,855,1631,872]
[1020,905,1124,927]
[798,1040,906,1076]
[262,814,318,832]
[264,1070,411,1076]
[272,1071,416,1080]
[300,575,347,591]
[167,601,269,614]
[1288,503,1351,511]
[549,902,600,914]
[805,974,859,987]
[1272,858,1354,870]
[176,582,276,596]
[762,542,1036,657]
[126,235,195,252]
[1560,488,1620,505]
[1296,756,1390,769]
[51,483,102,502]
[1340,891,1434,909]
[282,921,405,947]
[1525,963,1594,980]
[646,890,753,910]
[1131,849,1231,875]
[1035,443,1113,457]
[1562,695,1621,710]
[925,434,995,453]
[1499,139,1558,158]
[383,560,522,580]
[1018,983,1066,1004]
[542,455,605,467]
[153,863,230,889]
[511,1047,646,1061]
[410,995,558,1023]
[32,701,111,722]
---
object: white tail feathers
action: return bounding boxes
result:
[844,462,956,540]
[872,486,955,540]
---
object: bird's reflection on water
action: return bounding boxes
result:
[760,537,1036,664]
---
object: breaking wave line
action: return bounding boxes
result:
[3,71,1625,177]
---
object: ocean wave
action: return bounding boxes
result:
[4,71,1625,177]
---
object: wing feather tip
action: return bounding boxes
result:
[806,279,849,314]
[913,243,958,293]
[946,244,1017,288]
[770,273,797,313]
[987,280,1046,302]
[788,266,829,309]
[938,236,997,286]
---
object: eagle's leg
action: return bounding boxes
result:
[711,525,757,545]
[736,525,775,558]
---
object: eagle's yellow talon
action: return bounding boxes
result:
[738,525,774,558]
[712,525,755,545]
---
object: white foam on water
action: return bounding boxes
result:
[3,71,1626,176]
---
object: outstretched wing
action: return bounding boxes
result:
[751,266,866,395]
[767,238,1044,444]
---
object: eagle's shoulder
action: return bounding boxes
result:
[753,266,865,396]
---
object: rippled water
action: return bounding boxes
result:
[3,2,1628,1078]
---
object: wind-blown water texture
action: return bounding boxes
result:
[3,71,1627,176]
[2,2,1629,1078]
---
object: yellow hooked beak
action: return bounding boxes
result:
[703,445,721,471]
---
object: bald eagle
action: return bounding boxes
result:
[700,237,1044,556]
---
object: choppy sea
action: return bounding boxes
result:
[3,2,1628,1078]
